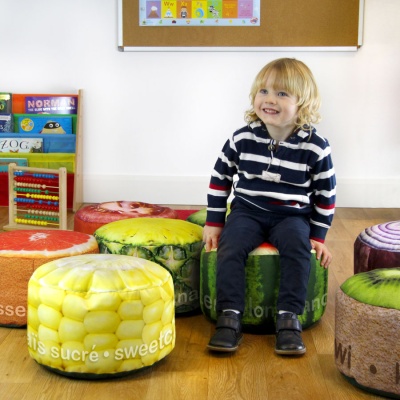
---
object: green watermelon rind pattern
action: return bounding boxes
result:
[200,248,328,330]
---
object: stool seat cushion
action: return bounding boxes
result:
[0,229,99,327]
[200,243,328,332]
[354,221,400,274]
[74,201,178,235]
[335,268,400,399]
[27,254,175,379]
[94,218,203,314]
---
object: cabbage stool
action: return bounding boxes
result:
[0,229,98,327]
[200,243,328,332]
[74,201,178,235]
[27,254,175,379]
[335,268,400,399]
[94,218,203,314]
[354,221,400,274]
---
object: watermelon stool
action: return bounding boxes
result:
[335,268,400,399]
[354,220,400,274]
[200,243,328,332]
[0,230,99,327]
[27,254,175,379]
[74,201,178,235]
[94,218,203,314]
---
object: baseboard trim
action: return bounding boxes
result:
[83,175,400,208]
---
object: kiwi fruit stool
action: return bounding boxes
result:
[27,254,175,379]
[354,220,400,274]
[335,268,400,399]
[0,230,99,327]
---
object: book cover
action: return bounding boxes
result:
[0,133,75,153]
[0,157,28,172]
[0,93,12,114]
[0,114,13,133]
[0,137,43,153]
[15,115,73,134]
[24,95,78,114]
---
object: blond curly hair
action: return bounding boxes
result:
[245,58,321,128]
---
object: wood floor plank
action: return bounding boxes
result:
[0,329,36,384]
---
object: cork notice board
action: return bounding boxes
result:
[118,0,364,51]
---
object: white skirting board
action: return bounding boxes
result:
[83,175,209,206]
[83,175,400,208]
[335,178,400,208]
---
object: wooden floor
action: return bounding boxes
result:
[0,206,399,400]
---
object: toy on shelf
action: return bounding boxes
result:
[3,163,67,231]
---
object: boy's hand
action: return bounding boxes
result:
[203,225,223,252]
[310,239,332,268]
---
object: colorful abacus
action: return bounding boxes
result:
[3,164,67,231]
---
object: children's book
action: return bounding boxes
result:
[0,93,12,114]
[0,157,28,172]
[14,115,73,134]
[12,94,78,114]
[0,114,13,132]
[0,137,43,153]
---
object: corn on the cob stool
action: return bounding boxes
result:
[94,218,203,314]
[27,254,175,379]
[0,229,99,327]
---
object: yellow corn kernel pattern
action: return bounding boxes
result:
[27,254,175,376]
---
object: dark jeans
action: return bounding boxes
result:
[216,199,312,315]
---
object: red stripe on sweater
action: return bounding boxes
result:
[316,202,336,210]
[209,183,231,191]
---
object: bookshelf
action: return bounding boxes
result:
[0,89,83,212]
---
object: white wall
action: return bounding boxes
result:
[1,0,399,207]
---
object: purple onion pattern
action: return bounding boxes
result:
[354,221,400,274]
[358,221,400,251]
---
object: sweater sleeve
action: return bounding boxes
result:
[309,140,336,242]
[205,136,238,227]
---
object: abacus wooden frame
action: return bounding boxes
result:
[3,163,67,231]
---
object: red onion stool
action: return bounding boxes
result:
[0,230,99,327]
[27,254,175,379]
[354,221,400,274]
[335,268,400,399]
[74,201,178,235]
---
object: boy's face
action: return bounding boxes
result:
[254,74,299,139]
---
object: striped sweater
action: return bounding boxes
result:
[206,121,336,242]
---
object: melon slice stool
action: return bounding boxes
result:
[94,218,203,314]
[27,254,175,379]
[335,268,400,399]
[0,229,99,327]
[74,201,179,235]
[354,220,400,274]
[200,243,328,332]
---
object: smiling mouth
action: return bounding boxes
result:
[263,108,279,114]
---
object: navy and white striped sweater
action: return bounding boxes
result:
[206,121,336,242]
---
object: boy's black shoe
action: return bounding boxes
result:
[207,311,243,352]
[275,312,306,355]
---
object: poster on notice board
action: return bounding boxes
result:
[139,1,260,26]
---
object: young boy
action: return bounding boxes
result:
[203,58,336,355]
